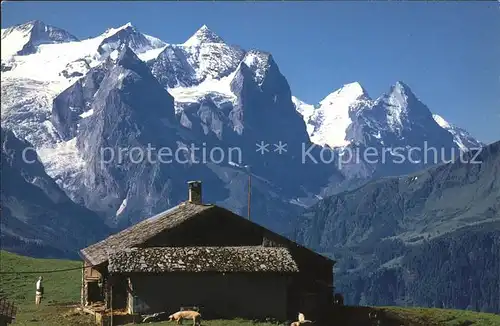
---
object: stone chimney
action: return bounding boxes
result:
[188,181,202,204]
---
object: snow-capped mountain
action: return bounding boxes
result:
[293,81,484,194]
[96,22,166,58]
[1,20,79,58]
[183,24,224,46]
[1,22,167,148]
[150,25,244,89]
[295,82,371,148]
[71,44,218,223]
[0,20,483,236]
[348,81,455,147]
[2,19,494,315]
[1,21,333,230]
[294,81,482,152]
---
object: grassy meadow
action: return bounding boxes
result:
[1,251,499,326]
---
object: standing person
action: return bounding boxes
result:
[35,276,43,306]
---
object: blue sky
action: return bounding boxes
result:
[2,1,499,143]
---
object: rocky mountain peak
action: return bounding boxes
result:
[97,22,165,57]
[183,24,224,46]
[382,81,418,108]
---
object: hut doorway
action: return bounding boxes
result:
[87,281,103,303]
[110,276,128,310]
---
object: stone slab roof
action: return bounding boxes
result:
[108,246,299,273]
[80,203,210,266]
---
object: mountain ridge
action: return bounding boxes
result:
[0,19,489,251]
[292,140,500,311]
